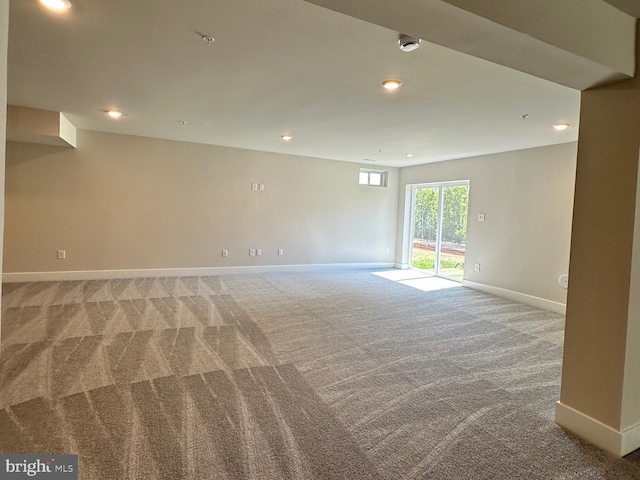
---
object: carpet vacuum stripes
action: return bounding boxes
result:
[0,270,639,479]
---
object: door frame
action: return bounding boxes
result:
[406,180,470,280]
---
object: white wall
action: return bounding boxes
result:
[3,130,399,277]
[398,142,577,305]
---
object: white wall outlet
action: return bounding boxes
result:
[474,263,481,272]
[278,248,284,256]
[222,249,228,257]
[251,183,258,191]
[385,247,390,254]
[256,249,262,256]
[478,213,485,222]
[57,249,66,259]
[259,183,264,191]
[249,249,256,256]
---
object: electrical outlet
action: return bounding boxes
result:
[474,263,481,272]
[256,249,262,256]
[249,249,256,256]
[385,247,390,254]
[478,213,485,222]
[251,183,258,191]
[259,184,264,191]
[57,249,66,259]
[278,248,284,256]
[222,249,228,257]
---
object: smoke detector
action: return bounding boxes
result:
[398,34,421,52]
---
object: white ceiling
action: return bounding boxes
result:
[8,0,582,167]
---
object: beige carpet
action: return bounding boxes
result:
[1,271,639,479]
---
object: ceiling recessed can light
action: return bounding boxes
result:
[382,79,402,90]
[281,134,293,141]
[553,124,570,131]
[106,110,123,119]
[405,153,414,158]
[39,0,72,10]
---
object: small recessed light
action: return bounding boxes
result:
[553,124,570,131]
[39,0,72,10]
[106,110,123,119]
[176,120,187,125]
[405,153,414,158]
[382,79,402,90]
[281,135,293,141]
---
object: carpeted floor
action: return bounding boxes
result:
[0,270,639,479]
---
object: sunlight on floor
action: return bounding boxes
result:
[372,269,462,292]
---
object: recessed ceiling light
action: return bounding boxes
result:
[39,0,72,11]
[106,110,123,119]
[553,124,570,131]
[176,120,187,125]
[405,153,414,158]
[382,80,402,90]
[281,134,293,141]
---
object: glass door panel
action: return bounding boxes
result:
[438,185,469,280]
[411,186,440,274]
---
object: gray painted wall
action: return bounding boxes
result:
[397,142,577,305]
[4,130,399,273]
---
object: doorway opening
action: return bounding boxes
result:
[410,181,469,281]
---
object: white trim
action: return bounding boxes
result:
[555,401,640,457]
[2,263,395,283]
[395,263,410,270]
[461,280,566,314]
[622,421,640,457]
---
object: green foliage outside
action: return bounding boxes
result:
[412,256,460,271]
[412,185,468,280]
[414,185,469,245]
[412,249,465,280]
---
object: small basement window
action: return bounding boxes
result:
[359,169,388,187]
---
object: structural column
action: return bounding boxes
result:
[0,0,9,357]
[556,21,640,457]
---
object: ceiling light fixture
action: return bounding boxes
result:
[39,0,72,10]
[405,153,414,158]
[106,110,123,119]
[398,34,421,52]
[281,134,293,141]
[382,79,402,90]
[553,124,570,131]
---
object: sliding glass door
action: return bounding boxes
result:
[411,182,469,281]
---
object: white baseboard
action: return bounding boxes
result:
[461,280,566,314]
[555,401,640,457]
[2,262,395,283]
[394,263,410,270]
